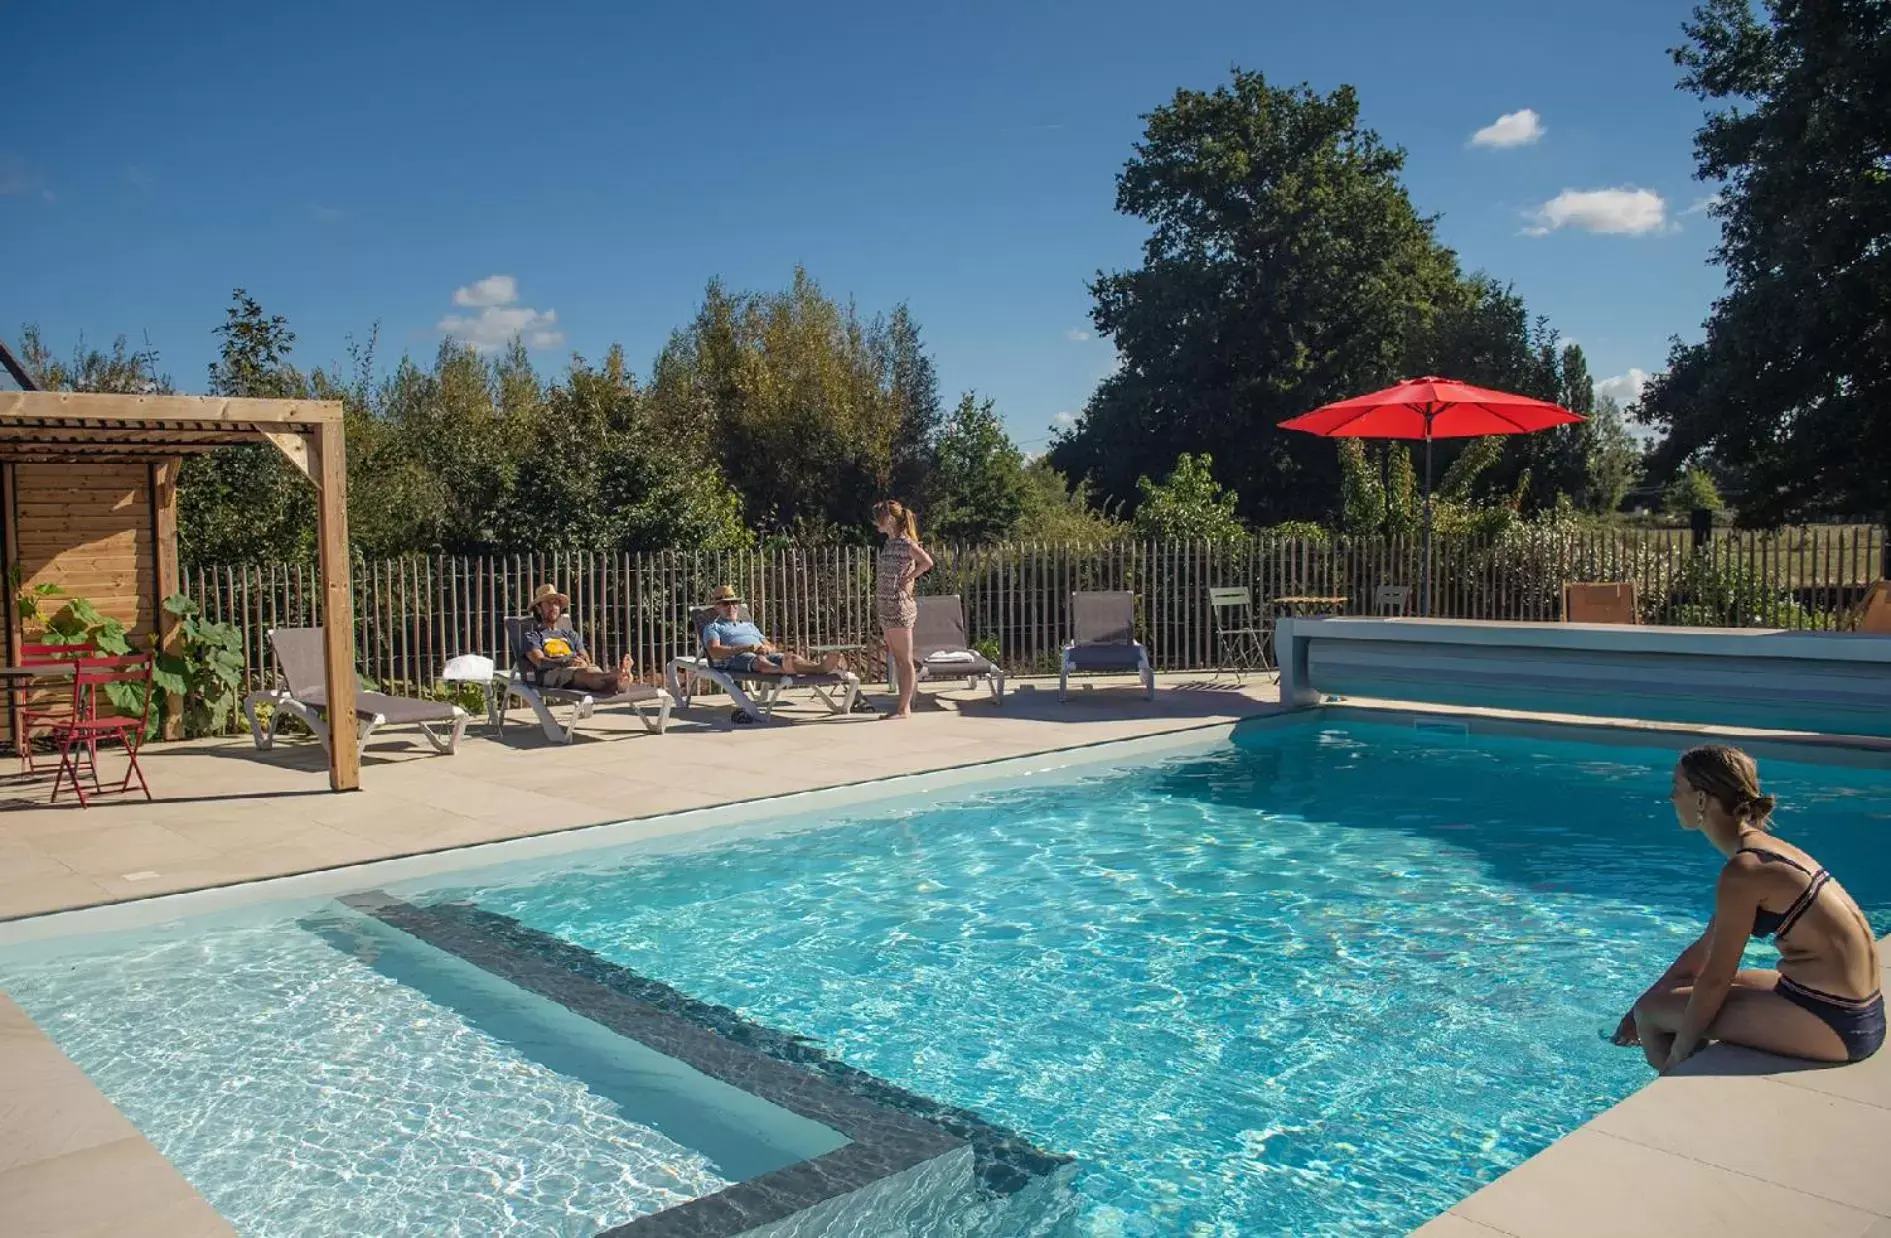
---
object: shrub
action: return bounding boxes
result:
[152,595,249,738]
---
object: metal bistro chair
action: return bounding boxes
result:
[1208,587,1274,678]
[1372,586,1412,617]
[48,654,155,808]
[15,641,94,773]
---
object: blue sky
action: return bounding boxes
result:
[5,0,1721,452]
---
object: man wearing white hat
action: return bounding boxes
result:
[702,585,843,676]
[521,583,634,694]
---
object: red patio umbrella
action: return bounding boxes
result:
[1279,377,1585,616]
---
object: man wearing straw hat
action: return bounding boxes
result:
[522,583,634,694]
[702,585,843,675]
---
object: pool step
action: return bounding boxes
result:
[340,891,1078,1237]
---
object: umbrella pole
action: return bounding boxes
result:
[1422,430,1434,618]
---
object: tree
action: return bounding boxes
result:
[1132,453,1246,540]
[1583,395,1641,515]
[15,326,171,395]
[927,393,1026,545]
[498,346,748,552]
[1051,68,1548,525]
[179,291,317,563]
[883,304,942,512]
[1638,0,1891,524]
[1663,466,1725,517]
[1014,459,1128,544]
[648,269,925,540]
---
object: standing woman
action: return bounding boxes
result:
[873,498,933,719]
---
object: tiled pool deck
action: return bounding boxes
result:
[1,674,1886,1236]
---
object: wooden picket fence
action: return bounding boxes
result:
[184,525,1887,702]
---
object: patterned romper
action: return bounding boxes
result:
[876,536,919,629]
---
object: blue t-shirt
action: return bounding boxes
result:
[522,619,585,679]
[704,618,764,654]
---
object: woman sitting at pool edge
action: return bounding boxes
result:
[1614,744,1883,1070]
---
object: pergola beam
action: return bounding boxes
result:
[0,391,339,426]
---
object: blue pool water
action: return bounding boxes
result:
[4,719,1889,1236]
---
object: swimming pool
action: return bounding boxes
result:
[4,716,1888,1235]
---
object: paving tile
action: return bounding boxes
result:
[0,873,114,920]
[0,839,76,883]
[1408,1213,1516,1237]
[1713,1044,1891,1112]
[0,1135,233,1237]
[1454,1128,1881,1238]
[0,1076,142,1174]
[32,823,216,875]
[1588,1071,1891,1216]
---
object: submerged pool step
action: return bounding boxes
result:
[341,891,1077,1237]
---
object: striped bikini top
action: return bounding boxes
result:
[1740,847,1831,941]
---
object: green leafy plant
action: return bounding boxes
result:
[13,578,159,736]
[972,634,1002,665]
[152,595,247,738]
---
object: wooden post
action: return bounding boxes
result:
[1,462,18,750]
[311,422,360,792]
[151,459,184,740]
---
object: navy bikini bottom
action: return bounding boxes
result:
[1776,975,1886,1063]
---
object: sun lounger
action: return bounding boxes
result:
[665,605,862,725]
[892,595,1005,704]
[1059,591,1155,701]
[1857,580,1891,634]
[1563,581,1640,625]
[501,617,672,743]
[242,627,470,757]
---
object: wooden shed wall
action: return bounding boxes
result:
[1,463,160,742]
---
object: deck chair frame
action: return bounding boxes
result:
[1207,586,1273,679]
[1562,580,1641,625]
[1372,585,1412,616]
[242,627,470,758]
[888,594,1006,704]
[1856,580,1891,634]
[1059,591,1156,701]
[665,605,862,725]
[501,616,672,744]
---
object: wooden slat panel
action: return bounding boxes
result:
[16,533,149,556]
[13,477,159,497]
[12,463,155,653]
[16,498,146,517]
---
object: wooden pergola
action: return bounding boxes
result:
[0,389,360,791]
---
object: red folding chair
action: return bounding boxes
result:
[17,641,95,773]
[48,655,154,807]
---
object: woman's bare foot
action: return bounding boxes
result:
[615,655,635,692]
[879,709,910,721]
[819,652,843,674]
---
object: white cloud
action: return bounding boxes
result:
[1525,187,1668,236]
[1051,411,1078,427]
[1594,368,1652,407]
[451,274,519,308]
[1682,193,1722,216]
[438,275,564,352]
[1470,109,1544,149]
[1066,328,1092,342]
